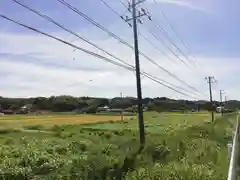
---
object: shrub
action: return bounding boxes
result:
[54,145,68,155]
[24,125,43,130]
[113,131,124,136]
[146,144,170,162]
[0,128,19,134]
[104,132,112,139]
[4,138,14,145]
[69,141,87,153]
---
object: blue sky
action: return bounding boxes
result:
[0,0,240,100]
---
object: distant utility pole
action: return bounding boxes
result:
[120,92,124,121]
[121,0,151,146]
[220,90,225,116]
[225,96,228,110]
[205,76,216,122]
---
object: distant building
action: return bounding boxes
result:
[216,106,224,113]
[109,108,123,113]
[97,105,110,112]
[18,104,33,114]
[2,109,14,115]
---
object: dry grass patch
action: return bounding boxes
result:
[0,114,132,129]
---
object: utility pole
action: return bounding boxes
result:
[205,76,216,122]
[121,0,151,146]
[225,96,228,111]
[220,90,225,116]
[120,92,124,121]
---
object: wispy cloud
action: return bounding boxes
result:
[152,0,206,12]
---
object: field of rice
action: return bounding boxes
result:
[0,113,131,129]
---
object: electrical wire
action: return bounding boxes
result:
[0,14,133,71]
[14,0,193,96]
[0,13,201,99]
[118,0,193,67]
[150,31,192,69]
[100,0,178,65]
[99,0,122,17]
[120,0,201,74]
[10,0,201,98]
[159,8,200,66]
[138,31,178,64]
[56,0,203,96]
[152,22,194,67]
[12,0,134,69]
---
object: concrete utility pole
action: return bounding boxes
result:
[205,76,216,122]
[122,0,151,146]
[220,90,225,116]
[225,96,228,110]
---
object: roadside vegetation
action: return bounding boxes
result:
[0,112,236,180]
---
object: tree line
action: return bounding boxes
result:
[0,96,238,114]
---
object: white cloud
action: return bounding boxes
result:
[149,0,206,12]
[0,28,239,100]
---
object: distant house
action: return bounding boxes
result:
[97,105,110,112]
[216,106,227,113]
[124,107,134,113]
[2,109,14,115]
[109,108,124,113]
[18,104,33,114]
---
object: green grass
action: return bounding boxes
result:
[0,112,236,180]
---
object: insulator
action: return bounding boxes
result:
[138,11,141,16]
[138,19,143,24]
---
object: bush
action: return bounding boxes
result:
[24,125,43,130]
[4,138,14,145]
[146,144,170,162]
[0,128,19,134]
[69,141,87,153]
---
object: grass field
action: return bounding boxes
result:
[0,112,236,180]
[0,113,133,130]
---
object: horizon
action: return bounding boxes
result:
[0,94,228,102]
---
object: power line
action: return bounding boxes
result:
[117,0,204,94]
[0,13,200,100]
[159,9,199,65]
[12,0,134,69]
[150,31,192,69]
[101,0,186,66]
[0,14,133,70]
[100,1,205,99]
[56,0,204,96]
[11,0,200,98]
[99,0,122,17]
[138,31,178,64]
[119,0,194,69]
[151,21,195,67]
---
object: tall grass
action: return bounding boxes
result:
[0,112,236,180]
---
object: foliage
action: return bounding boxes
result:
[0,112,236,179]
[0,95,238,113]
